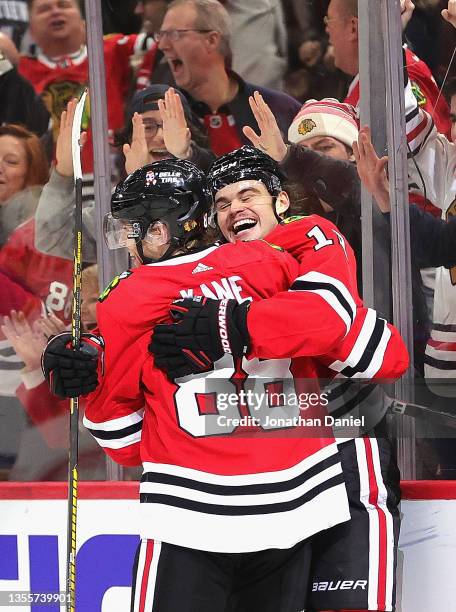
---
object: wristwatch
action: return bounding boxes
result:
[0,49,13,76]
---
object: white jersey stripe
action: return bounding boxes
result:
[328,310,391,378]
[355,438,380,610]
[147,246,219,266]
[83,409,144,431]
[425,344,456,361]
[292,271,357,330]
[358,324,391,379]
[139,482,349,553]
[140,462,342,507]
[370,439,395,612]
[132,539,147,612]
[144,540,161,612]
[301,288,353,334]
[92,429,142,449]
[329,308,377,372]
[142,443,339,486]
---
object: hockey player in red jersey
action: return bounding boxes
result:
[42,158,352,612]
[150,147,408,612]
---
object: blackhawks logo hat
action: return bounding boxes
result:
[288,98,359,149]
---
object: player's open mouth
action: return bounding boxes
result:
[232,218,258,236]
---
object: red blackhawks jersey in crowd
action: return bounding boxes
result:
[18,35,139,175]
[0,218,73,324]
[345,47,451,138]
[84,240,350,553]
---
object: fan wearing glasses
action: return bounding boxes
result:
[146,0,300,156]
[119,83,214,173]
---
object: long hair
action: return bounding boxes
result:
[0,124,50,187]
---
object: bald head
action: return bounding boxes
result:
[326,0,359,76]
[340,0,358,18]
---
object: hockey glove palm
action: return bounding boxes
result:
[149,297,250,379]
[41,332,102,398]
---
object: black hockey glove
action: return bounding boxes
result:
[41,332,102,398]
[149,297,250,379]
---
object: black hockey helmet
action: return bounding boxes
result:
[207,145,284,200]
[106,159,211,262]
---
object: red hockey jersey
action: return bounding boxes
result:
[252,216,409,380]
[84,241,349,553]
[251,216,409,434]
[0,218,73,324]
[18,34,138,173]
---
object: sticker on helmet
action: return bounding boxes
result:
[183,220,198,232]
[145,170,157,186]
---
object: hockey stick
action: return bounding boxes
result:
[66,89,87,612]
[389,398,456,429]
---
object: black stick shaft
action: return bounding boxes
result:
[66,175,83,612]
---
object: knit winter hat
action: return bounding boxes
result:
[287,98,359,149]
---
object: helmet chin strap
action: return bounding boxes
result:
[134,236,181,265]
[273,195,284,223]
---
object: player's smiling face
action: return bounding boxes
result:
[215,180,289,243]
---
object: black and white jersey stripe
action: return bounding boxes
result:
[137,444,350,553]
[326,380,390,439]
[328,309,391,378]
[405,80,434,156]
[290,271,356,335]
[83,409,144,449]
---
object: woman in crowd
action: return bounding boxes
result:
[0,124,52,399]
[1,266,108,481]
[0,124,49,247]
